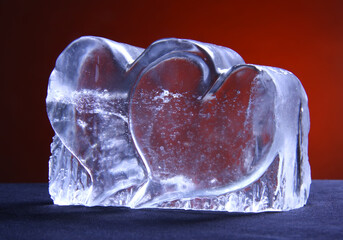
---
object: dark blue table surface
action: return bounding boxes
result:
[0,180,342,240]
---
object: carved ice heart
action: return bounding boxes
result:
[47,37,146,204]
[129,40,277,197]
[48,37,311,211]
[47,37,249,203]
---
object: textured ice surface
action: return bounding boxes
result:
[47,36,311,212]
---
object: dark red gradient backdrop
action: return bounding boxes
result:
[1,0,342,182]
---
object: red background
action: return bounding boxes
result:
[1,0,342,182]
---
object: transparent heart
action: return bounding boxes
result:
[47,36,311,212]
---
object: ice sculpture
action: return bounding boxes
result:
[47,36,311,212]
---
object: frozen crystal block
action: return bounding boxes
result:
[47,36,311,212]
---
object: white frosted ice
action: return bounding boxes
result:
[47,36,310,212]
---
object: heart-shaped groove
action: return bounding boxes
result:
[130,54,276,201]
